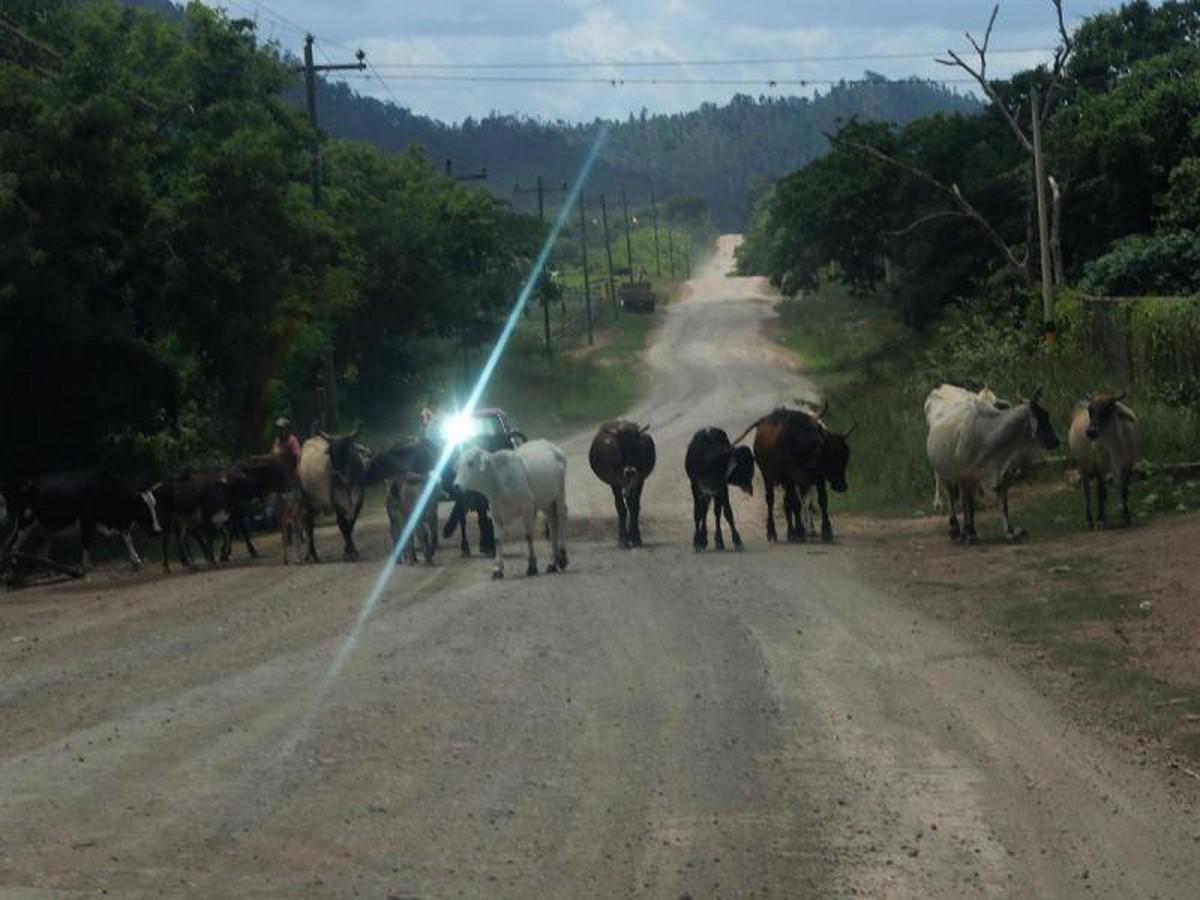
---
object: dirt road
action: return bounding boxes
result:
[2,236,1197,899]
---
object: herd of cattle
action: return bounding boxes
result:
[0,381,1140,585]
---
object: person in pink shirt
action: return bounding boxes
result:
[272,417,302,471]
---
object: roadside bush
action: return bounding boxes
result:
[1078,231,1200,296]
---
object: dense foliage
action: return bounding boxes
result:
[0,1,544,477]
[738,0,1200,322]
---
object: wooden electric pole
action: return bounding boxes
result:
[1031,86,1056,346]
[515,176,568,356]
[600,194,618,315]
[579,195,593,346]
[621,188,634,282]
[650,185,662,277]
[666,223,675,279]
[299,35,365,429]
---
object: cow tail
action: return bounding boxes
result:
[731,416,765,447]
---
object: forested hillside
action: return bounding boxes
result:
[316,77,979,228]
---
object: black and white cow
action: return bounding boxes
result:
[684,427,755,552]
[10,470,161,574]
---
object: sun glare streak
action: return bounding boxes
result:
[279,127,610,758]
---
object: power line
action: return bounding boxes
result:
[340,73,978,87]
[369,47,1053,71]
[364,57,404,109]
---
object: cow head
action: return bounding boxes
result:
[138,488,163,535]
[454,445,492,496]
[1025,387,1060,450]
[1084,393,1132,441]
[821,428,853,493]
[726,446,756,496]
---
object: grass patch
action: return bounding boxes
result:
[488,310,660,439]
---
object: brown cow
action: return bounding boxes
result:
[744,405,851,543]
[589,420,656,548]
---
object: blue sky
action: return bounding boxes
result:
[210,1,1125,123]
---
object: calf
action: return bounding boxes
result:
[153,470,233,571]
[588,420,655,548]
[684,427,755,552]
[454,439,568,579]
[11,470,161,575]
[279,491,308,565]
[386,473,439,565]
[1068,393,1140,529]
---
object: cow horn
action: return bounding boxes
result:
[841,421,857,438]
[639,423,651,434]
[319,431,332,441]
[1112,392,1125,404]
[817,398,829,419]
[1028,385,1043,404]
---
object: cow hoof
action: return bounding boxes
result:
[1006,528,1027,542]
[822,528,834,543]
[546,563,560,574]
[526,564,539,576]
[344,550,360,562]
[492,569,504,580]
[556,552,568,570]
[460,548,472,559]
[733,540,744,552]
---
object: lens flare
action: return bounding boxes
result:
[281,127,610,757]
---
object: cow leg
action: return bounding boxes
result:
[629,481,645,548]
[763,479,778,543]
[997,484,1026,540]
[1081,472,1094,529]
[79,519,95,574]
[712,490,726,551]
[303,500,319,563]
[443,498,471,557]
[523,510,538,576]
[946,483,962,541]
[1096,474,1109,530]
[691,484,709,552]
[490,513,506,579]
[477,496,497,558]
[161,521,172,573]
[962,484,979,545]
[611,485,630,548]
[722,489,744,551]
[336,510,359,561]
[121,530,145,570]
[816,481,834,542]
[785,483,804,543]
[1119,466,1133,527]
[554,499,568,571]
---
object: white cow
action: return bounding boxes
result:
[1068,393,1140,529]
[454,438,568,579]
[926,388,1060,544]
[924,384,1010,512]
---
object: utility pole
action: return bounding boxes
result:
[621,188,634,283]
[1031,86,1055,347]
[515,176,568,356]
[666,223,675,279]
[685,238,692,279]
[445,158,488,182]
[600,194,618,316]
[579,195,594,346]
[299,35,365,429]
[650,186,662,277]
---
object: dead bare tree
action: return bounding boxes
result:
[936,1,1074,283]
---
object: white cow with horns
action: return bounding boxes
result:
[926,386,1060,544]
[923,383,1011,513]
[453,438,568,579]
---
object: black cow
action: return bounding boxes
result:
[9,470,161,575]
[684,427,755,552]
[750,407,852,543]
[153,470,232,571]
[589,420,656,548]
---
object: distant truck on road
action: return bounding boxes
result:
[618,281,657,314]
